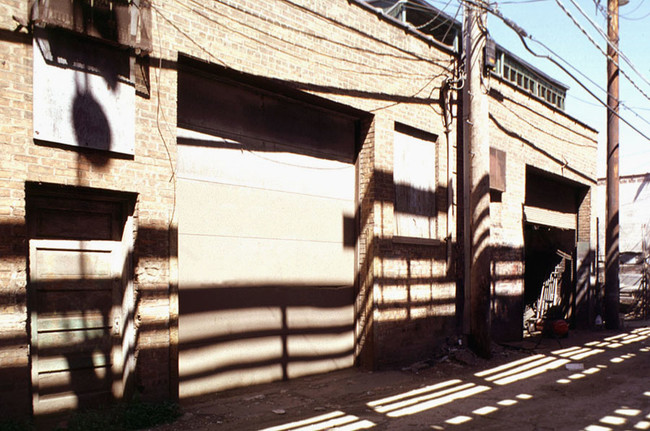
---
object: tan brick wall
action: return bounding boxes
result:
[1,0,461,415]
[1,3,176,417]
[152,0,459,369]
[488,77,598,339]
[1,0,597,414]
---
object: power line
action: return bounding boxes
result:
[619,0,647,18]
[533,38,650,139]
[562,0,650,93]
[535,37,650,131]
[460,0,650,142]
[183,0,450,79]
[554,0,650,107]
[621,8,650,20]
[441,3,463,43]
[497,96,598,148]
[412,0,454,30]
[497,0,550,3]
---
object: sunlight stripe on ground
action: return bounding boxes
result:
[366,380,462,408]
[584,425,612,431]
[604,333,628,341]
[492,358,570,385]
[369,382,475,414]
[259,411,375,431]
[473,406,498,415]
[378,384,491,418]
[557,347,592,357]
[568,349,605,360]
[482,356,557,382]
[446,415,472,425]
[474,354,546,377]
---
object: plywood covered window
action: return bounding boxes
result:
[33,28,135,155]
[393,124,438,239]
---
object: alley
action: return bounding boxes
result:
[154,324,650,431]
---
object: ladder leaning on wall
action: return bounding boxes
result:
[526,250,571,334]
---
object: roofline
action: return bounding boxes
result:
[496,43,569,92]
[357,1,571,92]
[597,172,650,184]
[349,0,458,56]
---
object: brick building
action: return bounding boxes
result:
[0,0,596,420]
[487,46,598,339]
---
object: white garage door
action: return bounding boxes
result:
[176,72,357,398]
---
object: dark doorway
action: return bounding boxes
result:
[524,223,575,319]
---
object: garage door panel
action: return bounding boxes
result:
[179,234,354,287]
[179,289,354,341]
[177,74,357,396]
[177,75,356,162]
[177,135,355,201]
[178,285,354,397]
[178,180,354,243]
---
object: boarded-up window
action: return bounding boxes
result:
[33,28,135,155]
[490,147,506,192]
[393,124,437,239]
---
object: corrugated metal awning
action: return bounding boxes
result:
[524,205,576,230]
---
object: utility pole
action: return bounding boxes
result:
[604,0,620,329]
[462,0,491,357]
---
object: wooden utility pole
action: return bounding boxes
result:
[604,0,621,329]
[462,0,491,357]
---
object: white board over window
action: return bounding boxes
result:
[393,126,437,239]
[33,29,135,155]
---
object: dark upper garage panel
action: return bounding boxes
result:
[177,59,360,163]
[524,166,589,231]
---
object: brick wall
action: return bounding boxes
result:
[0,0,461,416]
[152,0,460,370]
[0,2,176,418]
[0,0,597,416]
[488,78,598,339]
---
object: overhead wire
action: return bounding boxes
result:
[441,2,463,44]
[460,0,650,142]
[182,0,446,80]
[619,0,647,18]
[620,8,650,20]
[276,0,457,67]
[413,0,454,30]
[550,0,650,129]
[554,0,650,105]
[561,0,650,93]
[165,0,463,115]
[527,37,650,141]
[619,0,645,16]
[535,36,650,130]
[150,5,178,228]
[499,97,598,147]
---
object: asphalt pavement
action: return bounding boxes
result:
[152,321,650,431]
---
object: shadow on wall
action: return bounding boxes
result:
[0,220,173,421]
[174,164,459,399]
[33,26,135,157]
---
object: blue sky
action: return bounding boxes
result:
[426,0,650,177]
